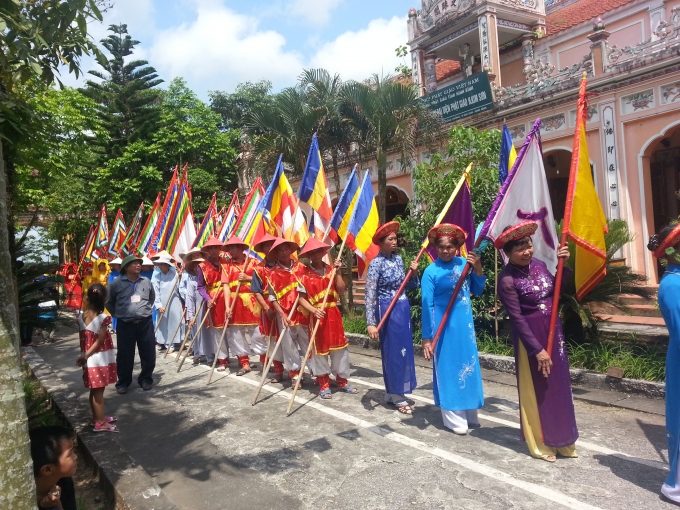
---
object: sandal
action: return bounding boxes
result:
[338,385,358,394]
[396,404,413,415]
[540,455,557,463]
[270,374,285,384]
[93,421,119,433]
[319,388,332,399]
[236,366,251,376]
[91,416,117,426]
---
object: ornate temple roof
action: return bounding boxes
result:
[545,0,637,35]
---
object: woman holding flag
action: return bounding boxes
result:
[496,221,578,462]
[365,221,419,414]
[421,224,485,434]
[648,224,680,503]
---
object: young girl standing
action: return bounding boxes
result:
[76,283,118,432]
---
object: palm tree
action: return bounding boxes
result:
[246,85,321,177]
[340,74,441,223]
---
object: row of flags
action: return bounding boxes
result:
[77,76,606,303]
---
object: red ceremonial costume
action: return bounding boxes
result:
[253,262,279,337]
[61,263,83,310]
[77,314,117,388]
[301,264,347,355]
[199,259,226,328]
[221,260,260,326]
[269,261,309,326]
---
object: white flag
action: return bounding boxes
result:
[485,128,559,274]
[173,209,197,261]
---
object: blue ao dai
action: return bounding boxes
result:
[421,256,485,414]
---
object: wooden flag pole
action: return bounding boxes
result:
[175,301,205,367]
[154,271,182,334]
[430,240,482,351]
[181,282,221,364]
[546,73,587,357]
[251,296,301,406]
[375,246,427,333]
[494,248,499,343]
[286,239,347,415]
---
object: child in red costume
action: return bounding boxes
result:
[250,234,284,376]
[267,237,310,384]
[220,235,267,375]
[298,239,357,398]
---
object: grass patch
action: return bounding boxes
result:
[342,315,368,336]
[476,332,515,357]
[567,341,666,382]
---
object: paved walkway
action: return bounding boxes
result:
[34,326,674,510]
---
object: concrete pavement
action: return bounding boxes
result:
[34,326,674,510]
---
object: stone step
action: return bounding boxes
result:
[591,302,661,318]
[618,294,658,306]
[597,314,668,344]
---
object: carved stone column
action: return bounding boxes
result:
[587,17,610,76]
[424,53,438,94]
[520,35,534,82]
[412,49,426,96]
[478,10,501,86]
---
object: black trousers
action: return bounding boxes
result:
[116,316,156,388]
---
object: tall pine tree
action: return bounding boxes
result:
[81,24,163,159]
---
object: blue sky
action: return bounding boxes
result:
[65,0,417,99]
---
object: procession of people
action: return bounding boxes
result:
[57,98,680,503]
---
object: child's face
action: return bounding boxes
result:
[276,244,292,263]
[41,438,77,480]
[309,250,326,265]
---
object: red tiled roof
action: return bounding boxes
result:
[435,60,461,81]
[545,0,635,35]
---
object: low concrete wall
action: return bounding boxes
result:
[22,348,178,510]
[345,333,666,400]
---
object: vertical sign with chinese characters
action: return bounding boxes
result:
[420,72,494,123]
[601,104,620,220]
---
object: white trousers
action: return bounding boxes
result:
[277,320,310,372]
[662,444,680,502]
[441,409,479,431]
[250,327,268,355]
[226,325,252,357]
[202,327,220,361]
[312,348,350,379]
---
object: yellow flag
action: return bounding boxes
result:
[567,76,608,300]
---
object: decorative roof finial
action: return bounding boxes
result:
[593,16,605,32]
[409,7,417,17]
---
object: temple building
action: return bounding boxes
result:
[318,0,680,286]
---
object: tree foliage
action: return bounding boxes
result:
[398,125,502,339]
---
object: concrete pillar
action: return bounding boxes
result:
[424,53,437,94]
[478,11,502,86]
[412,49,426,96]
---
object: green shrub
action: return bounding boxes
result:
[342,315,368,336]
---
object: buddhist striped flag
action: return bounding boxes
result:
[94,204,109,249]
[218,190,240,242]
[123,202,144,256]
[261,155,310,246]
[107,209,127,257]
[299,134,334,240]
[346,171,380,279]
[233,177,268,247]
[136,193,161,255]
[193,193,217,248]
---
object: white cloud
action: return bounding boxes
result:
[309,16,407,82]
[288,0,343,26]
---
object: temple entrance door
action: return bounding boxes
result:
[384,186,410,222]
[542,149,572,222]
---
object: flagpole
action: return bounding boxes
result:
[176,301,205,369]
[546,73,587,357]
[494,248,499,343]
[286,237,347,415]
